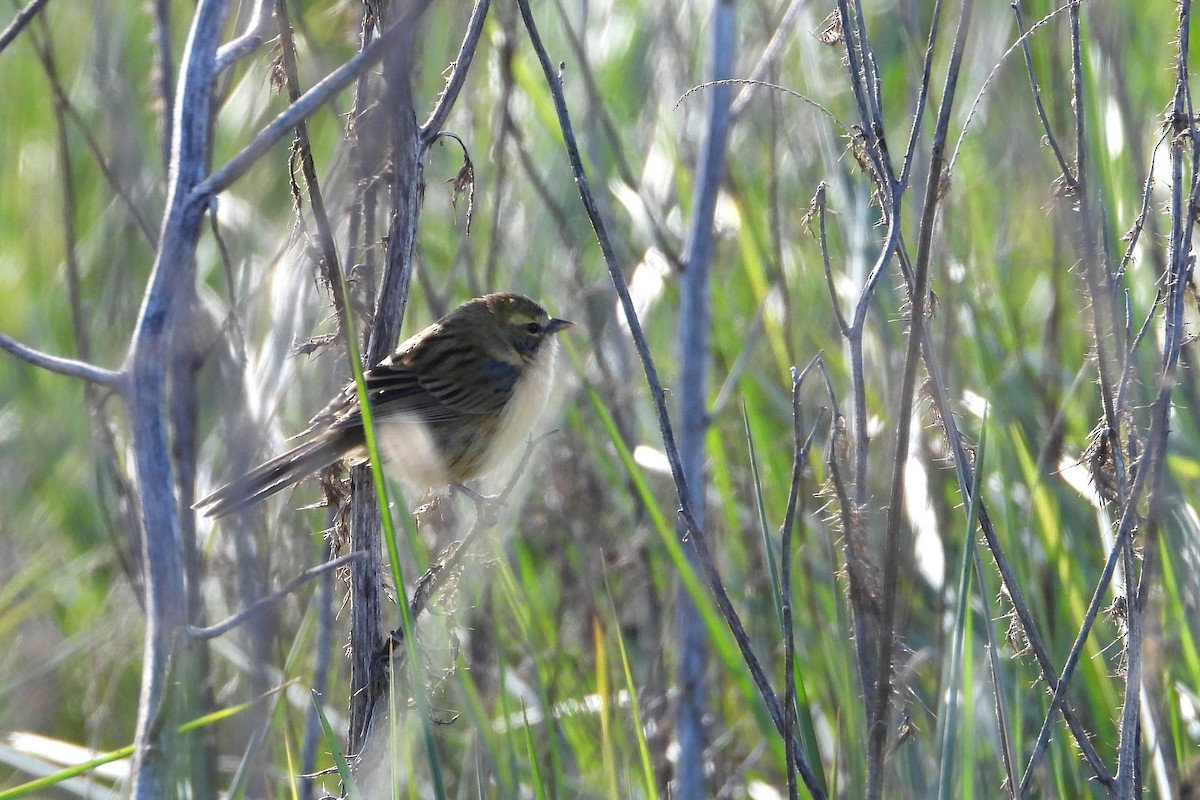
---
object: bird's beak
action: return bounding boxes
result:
[545,318,575,335]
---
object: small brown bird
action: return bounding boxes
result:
[196,293,573,518]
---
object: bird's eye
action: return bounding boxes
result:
[523,322,543,335]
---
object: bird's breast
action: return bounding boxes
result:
[479,340,560,486]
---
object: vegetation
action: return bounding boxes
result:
[0,0,1197,797]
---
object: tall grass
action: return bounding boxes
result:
[0,0,1196,797]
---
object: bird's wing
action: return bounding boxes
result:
[414,357,520,416]
[364,356,519,421]
[313,355,520,433]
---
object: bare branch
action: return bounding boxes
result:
[127,2,232,795]
[0,0,49,56]
[274,0,350,331]
[675,0,735,791]
[1118,3,1198,794]
[1012,1,1078,189]
[811,183,849,336]
[214,0,271,72]
[188,552,366,639]
[0,333,125,390]
[419,0,490,143]
[196,1,434,200]
[950,2,1075,172]
[782,358,829,800]
[514,1,826,796]
[867,4,975,795]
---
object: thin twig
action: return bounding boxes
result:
[828,0,1112,787]
[275,0,350,331]
[918,322,1116,791]
[1016,493,1143,792]
[966,459,1019,797]
[888,226,1116,789]
[905,97,1124,800]
[812,183,849,336]
[1117,4,1198,794]
[0,0,49,56]
[1008,25,1200,782]
[419,130,475,234]
[820,12,898,689]
[950,1,1075,172]
[1012,0,1077,189]
[514,1,826,796]
[0,333,125,390]
[867,4,974,796]
[418,0,490,144]
[196,1,434,200]
[188,553,366,639]
[837,0,893,188]
[782,357,829,800]
[897,0,945,190]
[548,0,682,269]
[1069,1,1125,504]
[214,0,271,72]
[1115,132,1168,283]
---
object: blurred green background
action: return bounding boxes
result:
[1,0,1198,797]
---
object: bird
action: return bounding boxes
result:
[196,292,573,518]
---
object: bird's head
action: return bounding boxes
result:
[468,292,574,364]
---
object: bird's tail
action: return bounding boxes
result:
[195,431,355,518]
